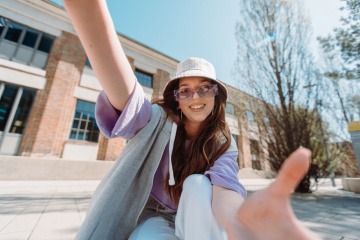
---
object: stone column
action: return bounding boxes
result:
[97,127,127,161]
[152,69,170,100]
[18,32,86,157]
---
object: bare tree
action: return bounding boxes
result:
[316,0,360,177]
[317,0,360,126]
[319,0,359,82]
[234,0,336,192]
[317,49,360,135]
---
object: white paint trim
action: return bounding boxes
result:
[229,125,240,135]
[62,142,99,161]
[73,86,100,103]
[121,36,178,75]
[0,58,45,76]
[80,68,103,91]
[142,86,154,101]
[249,131,260,141]
[226,114,239,126]
[0,59,46,90]
[124,48,176,76]
[0,132,22,155]
[0,0,74,36]
[134,60,158,75]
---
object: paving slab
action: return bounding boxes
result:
[0,179,359,240]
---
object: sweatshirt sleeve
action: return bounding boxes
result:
[204,137,247,198]
[95,81,152,140]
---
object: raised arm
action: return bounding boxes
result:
[63,0,135,111]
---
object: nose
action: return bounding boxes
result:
[192,91,201,100]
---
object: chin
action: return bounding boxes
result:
[188,114,211,124]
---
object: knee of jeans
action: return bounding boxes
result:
[182,174,212,195]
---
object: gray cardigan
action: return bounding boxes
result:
[75,104,172,240]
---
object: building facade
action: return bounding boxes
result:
[348,121,360,172]
[0,0,269,173]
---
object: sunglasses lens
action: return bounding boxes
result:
[180,91,193,100]
[174,84,218,101]
[198,85,217,98]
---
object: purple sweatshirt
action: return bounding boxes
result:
[95,82,247,211]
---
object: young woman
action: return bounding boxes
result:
[63,0,320,239]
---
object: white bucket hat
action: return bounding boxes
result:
[164,57,228,100]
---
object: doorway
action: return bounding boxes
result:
[0,82,36,155]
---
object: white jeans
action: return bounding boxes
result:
[128,174,227,240]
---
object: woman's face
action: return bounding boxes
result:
[177,77,215,127]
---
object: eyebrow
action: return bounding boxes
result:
[179,79,211,88]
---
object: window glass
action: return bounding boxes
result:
[72,119,79,129]
[263,117,270,125]
[250,140,259,160]
[250,139,261,170]
[135,69,153,88]
[0,17,8,37]
[70,100,99,142]
[22,29,38,48]
[0,16,54,69]
[70,130,76,139]
[246,111,255,122]
[85,58,92,68]
[226,103,235,114]
[0,85,17,131]
[10,88,36,134]
[31,52,48,69]
[0,41,16,60]
[38,34,54,53]
[14,46,33,64]
[4,22,23,43]
[232,134,238,146]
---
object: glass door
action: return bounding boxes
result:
[0,83,36,155]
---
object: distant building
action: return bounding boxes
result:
[348,121,360,171]
[0,0,270,174]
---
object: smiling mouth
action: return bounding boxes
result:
[189,104,206,111]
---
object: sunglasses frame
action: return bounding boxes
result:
[173,84,218,101]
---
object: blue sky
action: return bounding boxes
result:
[56,0,343,88]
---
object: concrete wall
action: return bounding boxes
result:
[0,155,267,180]
[0,156,114,180]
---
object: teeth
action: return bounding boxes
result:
[189,104,205,109]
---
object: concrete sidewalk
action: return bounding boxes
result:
[0,179,359,240]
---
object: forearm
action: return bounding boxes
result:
[63,0,135,111]
[212,185,245,234]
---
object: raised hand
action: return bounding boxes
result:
[233,148,321,240]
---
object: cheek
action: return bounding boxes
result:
[208,98,215,110]
[178,101,186,111]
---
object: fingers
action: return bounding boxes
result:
[269,148,311,197]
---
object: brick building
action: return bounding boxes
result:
[0,0,269,174]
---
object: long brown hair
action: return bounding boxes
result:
[152,79,231,205]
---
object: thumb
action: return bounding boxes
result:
[269,148,312,197]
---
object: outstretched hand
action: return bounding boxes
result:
[230,148,321,240]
